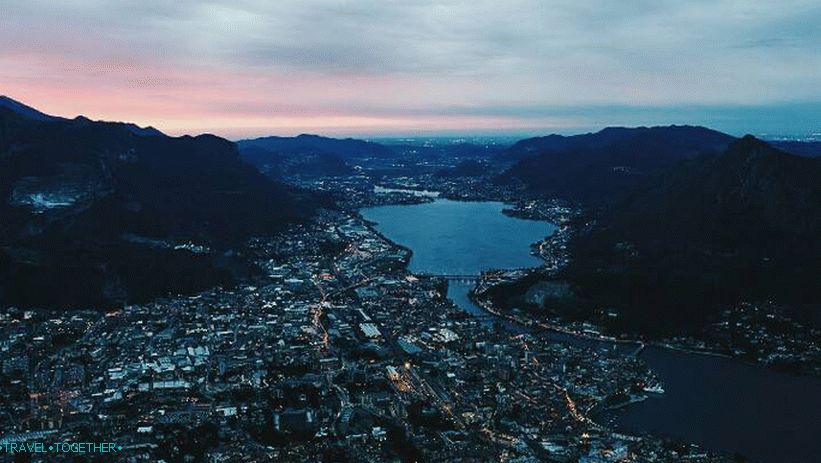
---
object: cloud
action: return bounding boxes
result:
[1,0,820,137]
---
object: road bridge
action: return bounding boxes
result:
[437,274,481,283]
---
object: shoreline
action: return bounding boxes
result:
[357,195,818,378]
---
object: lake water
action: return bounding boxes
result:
[363,199,553,274]
[607,348,821,463]
[361,198,821,463]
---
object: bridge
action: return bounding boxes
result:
[436,274,481,283]
[629,342,645,358]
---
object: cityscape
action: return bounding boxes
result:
[2,1,821,462]
[0,196,733,462]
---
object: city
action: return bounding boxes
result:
[2,1,821,462]
[0,205,736,462]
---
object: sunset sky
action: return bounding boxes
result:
[2,1,820,139]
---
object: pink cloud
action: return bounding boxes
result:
[1,53,581,138]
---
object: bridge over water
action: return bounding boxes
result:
[435,274,481,283]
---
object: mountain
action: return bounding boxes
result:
[239,144,354,179]
[596,136,821,248]
[497,126,735,203]
[238,134,392,160]
[0,95,61,121]
[561,136,821,334]
[503,129,637,162]
[236,134,391,179]
[0,95,164,137]
[502,125,731,161]
[0,99,323,309]
[769,140,821,157]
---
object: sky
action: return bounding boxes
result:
[1,0,820,139]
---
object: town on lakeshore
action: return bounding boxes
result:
[3,2,821,460]
[0,204,719,462]
[3,141,819,461]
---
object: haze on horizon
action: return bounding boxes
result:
[2,0,820,139]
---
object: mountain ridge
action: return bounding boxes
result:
[0,99,324,309]
[496,125,736,203]
[560,135,821,334]
[238,133,392,159]
[0,95,164,137]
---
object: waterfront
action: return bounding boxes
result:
[608,347,821,463]
[362,198,821,463]
[363,199,554,275]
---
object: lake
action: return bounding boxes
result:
[361,198,821,463]
[363,199,553,274]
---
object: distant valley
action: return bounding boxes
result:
[3,94,821,344]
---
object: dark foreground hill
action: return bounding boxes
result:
[0,97,323,309]
[491,136,821,336]
[497,126,735,204]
